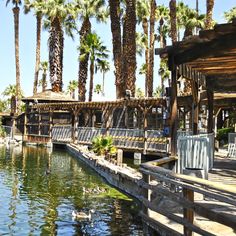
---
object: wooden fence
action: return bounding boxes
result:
[51,126,169,154]
[140,158,236,236]
[177,133,214,178]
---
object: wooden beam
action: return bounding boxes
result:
[174,32,236,65]
[170,65,178,156]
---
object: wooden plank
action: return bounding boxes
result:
[141,183,236,230]
[141,197,216,236]
[140,212,183,236]
[139,165,236,196]
[183,188,194,236]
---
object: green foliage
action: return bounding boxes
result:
[216,127,234,143]
[94,84,102,94]
[224,7,236,23]
[92,136,117,156]
[135,87,144,98]
[0,118,6,138]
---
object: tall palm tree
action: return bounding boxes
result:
[109,0,123,99]
[6,0,22,113]
[136,0,150,97]
[96,59,110,95]
[205,0,215,30]
[75,0,107,102]
[158,59,170,96]
[169,0,177,43]
[41,0,72,92]
[67,80,78,99]
[24,0,43,95]
[123,0,136,97]
[79,33,109,101]
[156,5,169,48]
[224,7,236,23]
[148,0,156,97]
[182,7,205,39]
[39,61,48,92]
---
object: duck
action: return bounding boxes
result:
[72,209,95,220]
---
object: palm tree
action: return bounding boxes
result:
[109,0,123,99]
[96,59,110,95]
[224,7,236,23]
[79,33,109,101]
[135,87,144,98]
[75,0,107,102]
[169,0,177,43]
[41,0,73,92]
[182,6,205,39]
[67,80,78,99]
[94,84,102,95]
[205,0,215,29]
[6,0,22,113]
[156,5,170,48]
[153,86,163,98]
[148,0,156,97]
[123,0,137,97]
[24,0,43,95]
[136,0,149,97]
[39,61,48,92]
[158,59,170,96]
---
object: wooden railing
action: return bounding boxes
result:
[51,126,72,143]
[139,159,236,236]
[51,126,169,154]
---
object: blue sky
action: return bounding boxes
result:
[0,0,235,100]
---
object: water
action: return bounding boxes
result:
[0,145,144,235]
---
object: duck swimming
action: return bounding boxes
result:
[72,209,95,220]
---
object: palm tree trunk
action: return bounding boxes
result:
[78,18,91,101]
[49,17,63,92]
[148,0,156,97]
[142,18,149,97]
[102,72,105,94]
[88,61,94,102]
[109,0,123,99]
[42,72,47,92]
[205,0,215,30]
[13,7,21,113]
[33,14,42,95]
[169,0,177,43]
[124,0,136,97]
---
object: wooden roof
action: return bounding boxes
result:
[31,97,165,112]
[156,19,236,92]
[22,90,76,103]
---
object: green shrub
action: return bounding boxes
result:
[0,118,6,138]
[92,136,117,156]
[216,127,234,143]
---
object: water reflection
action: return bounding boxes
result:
[0,145,143,235]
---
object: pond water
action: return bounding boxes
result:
[0,145,144,235]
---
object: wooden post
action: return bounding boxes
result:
[49,109,53,138]
[170,63,178,156]
[183,188,194,236]
[143,108,148,155]
[23,111,27,138]
[207,87,214,134]
[142,173,151,216]
[74,112,79,144]
[38,111,41,136]
[71,111,75,142]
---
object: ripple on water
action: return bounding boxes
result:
[0,146,144,235]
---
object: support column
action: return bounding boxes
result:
[23,111,27,138]
[49,109,53,138]
[170,64,178,156]
[38,111,41,136]
[207,88,214,133]
[143,108,148,155]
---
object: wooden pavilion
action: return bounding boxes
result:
[156,19,236,155]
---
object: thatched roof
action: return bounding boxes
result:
[22,90,76,103]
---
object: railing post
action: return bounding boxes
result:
[183,188,194,236]
[142,172,151,216]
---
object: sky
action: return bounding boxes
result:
[0,0,235,101]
